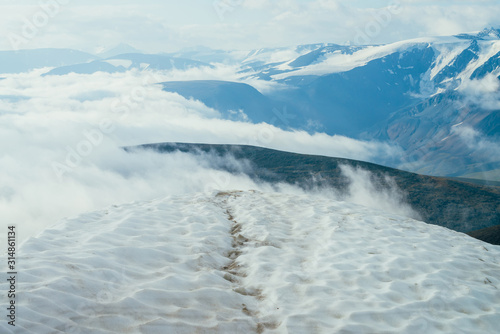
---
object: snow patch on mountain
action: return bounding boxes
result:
[429,43,469,80]
[242,45,329,67]
[455,41,500,82]
[3,191,499,333]
[271,37,455,79]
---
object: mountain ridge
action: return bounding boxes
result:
[126,142,500,237]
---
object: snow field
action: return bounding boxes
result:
[223,191,500,333]
[0,190,499,333]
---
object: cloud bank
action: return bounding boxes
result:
[0,68,409,243]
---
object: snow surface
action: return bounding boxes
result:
[2,191,500,333]
[271,37,461,79]
[268,36,500,85]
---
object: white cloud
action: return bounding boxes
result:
[339,165,421,220]
[452,125,500,163]
[458,74,500,110]
[0,68,403,244]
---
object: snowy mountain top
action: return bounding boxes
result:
[455,28,500,41]
[258,36,488,80]
[270,39,433,79]
[477,27,500,40]
[3,191,499,333]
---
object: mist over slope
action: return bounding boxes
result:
[130,143,500,234]
[2,191,499,333]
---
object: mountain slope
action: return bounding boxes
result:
[284,45,435,136]
[129,143,500,234]
[468,224,500,246]
[161,80,280,123]
[365,91,499,176]
[3,191,499,333]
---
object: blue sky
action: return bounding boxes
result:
[1,0,499,53]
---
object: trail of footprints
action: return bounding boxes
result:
[216,191,281,333]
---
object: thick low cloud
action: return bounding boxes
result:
[458,74,500,111]
[1,68,406,243]
[339,165,421,220]
[452,125,500,164]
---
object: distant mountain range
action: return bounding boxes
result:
[161,30,500,178]
[42,53,212,76]
[0,48,97,73]
[126,142,500,245]
[1,28,499,178]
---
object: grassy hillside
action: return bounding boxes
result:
[467,225,500,246]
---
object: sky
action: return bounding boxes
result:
[0,0,500,53]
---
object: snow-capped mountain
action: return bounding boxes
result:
[235,30,500,176]
[154,29,500,177]
[456,28,500,41]
[2,191,499,333]
[236,32,499,136]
